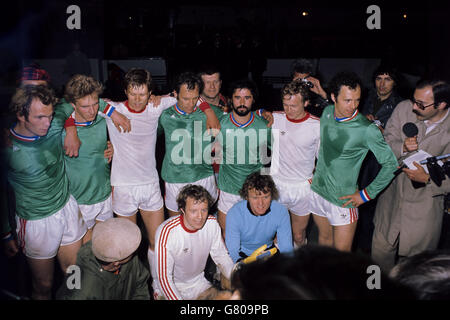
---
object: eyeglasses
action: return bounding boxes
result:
[410,98,436,110]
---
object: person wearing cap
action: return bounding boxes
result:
[154,184,234,300]
[56,218,150,300]
[20,63,51,86]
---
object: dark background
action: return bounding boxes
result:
[1,0,449,103]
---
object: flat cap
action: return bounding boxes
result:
[92,218,141,262]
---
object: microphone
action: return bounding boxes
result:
[394,122,420,175]
[403,122,418,138]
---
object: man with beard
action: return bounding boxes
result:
[215,79,271,235]
[372,79,450,273]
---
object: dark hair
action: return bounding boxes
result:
[64,74,103,104]
[239,171,279,200]
[281,79,311,102]
[329,71,362,98]
[416,79,450,109]
[176,184,214,212]
[10,85,58,121]
[390,251,450,300]
[198,65,221,79]
[232,245,415,300]
[124,68,153,92]
[228,79,259,102]
[372,65,399,85]
[175,72,203,95]
[291,59,315,78]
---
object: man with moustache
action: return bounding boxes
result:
[309,72,398,252]
[361,65,403,130]
[215,79,271,235]
[154,185,234,300]
[355,65,403,254]
[372,79,450,272]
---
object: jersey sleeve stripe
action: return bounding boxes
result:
[158,217,181,300]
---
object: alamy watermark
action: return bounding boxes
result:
[168,121,280,175]
[66,5,81,30]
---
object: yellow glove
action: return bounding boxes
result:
[241,244,278,264]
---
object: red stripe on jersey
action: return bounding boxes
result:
[124,100,146,113]
[286,112,310,123]
[180,215,197,234]
[158,217,182,300]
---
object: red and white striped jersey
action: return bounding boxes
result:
[154,214,234,300]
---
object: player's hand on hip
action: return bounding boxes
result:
[339,190,364,208]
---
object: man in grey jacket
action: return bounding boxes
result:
[372,79,450,273]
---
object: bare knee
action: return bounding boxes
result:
[31,278,53,300]
[293,230,306,246]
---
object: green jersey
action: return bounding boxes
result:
[60,98,111,205]
[159,104,225,183]
[217,112,271,195]
[311,105,398,207]
[5,102,74,223]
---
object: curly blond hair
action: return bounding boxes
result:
[64,74,103,104]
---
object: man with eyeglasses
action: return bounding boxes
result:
[372,79,450,273]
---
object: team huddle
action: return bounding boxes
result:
[2,63,449,300]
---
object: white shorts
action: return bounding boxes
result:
[217,190,242,214]
[274,178,313,216]
[310,191,358,226]
[16,195,87,259]
[113,182,164,217]
[164,175,218,212]
[78,194,113,229]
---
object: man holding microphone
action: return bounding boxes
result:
[372,79,450,272]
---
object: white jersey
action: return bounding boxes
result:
[270,111,320,184]
[106,97,176,186]
[154,214,234,300]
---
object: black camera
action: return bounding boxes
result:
[300,78,314,89]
